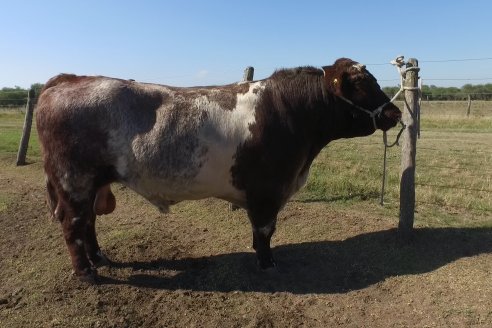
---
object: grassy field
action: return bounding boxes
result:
[298,101,492,228]
[0,109,40,158]
[1,101,491,327]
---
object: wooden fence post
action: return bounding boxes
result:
[466,94,471,117]
[16,88,35,166]
[399,58,419,240]
[229,67,255,211]
[243,66,254,82]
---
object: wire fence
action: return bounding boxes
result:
[2,58,491,214]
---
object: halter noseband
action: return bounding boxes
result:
[336,95,389,130]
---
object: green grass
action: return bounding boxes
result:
[0,109,41,159]
[0,194,9,212]
[295,101,492,227]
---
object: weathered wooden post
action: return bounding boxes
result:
[398,58,419,240]
[229,67,255,211]
[243,66,254,82]
[16,88,35,166]
[466,94,471,117]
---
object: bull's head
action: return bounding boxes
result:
[322,58,402,134]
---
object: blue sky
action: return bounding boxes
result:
[2,0,492,88]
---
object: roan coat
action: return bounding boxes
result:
[36,58,402,282]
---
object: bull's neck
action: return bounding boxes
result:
[268,73,347,155]
[232,72,350,184]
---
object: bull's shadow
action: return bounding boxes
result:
[101,227,492,294]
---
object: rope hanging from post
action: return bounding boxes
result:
[380,56,421,206]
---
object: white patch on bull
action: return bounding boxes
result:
[112,81,265,210]
[58,171,92,201]
[71,217,81,224]
[60,172,71,193]
[192,81,264,205]
[87,79,122,106]
[75,239,83,246]
[108,130,129,177]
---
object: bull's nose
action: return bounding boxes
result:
[384,107,402,122]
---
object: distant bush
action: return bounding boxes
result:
[0,87,27,107]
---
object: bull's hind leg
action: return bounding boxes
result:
[58,197,97,282]
[47,172,103,282]
[85,184,115,268]
[85,211,110,269]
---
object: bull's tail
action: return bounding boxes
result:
[46,178,62,221]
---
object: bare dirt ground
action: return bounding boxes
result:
[1,156,491,327]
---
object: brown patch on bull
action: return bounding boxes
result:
[208,83,250,111]
[169,82,250,111]
[94,184,116,215]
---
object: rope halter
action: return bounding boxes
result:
[333,57,407,131]
[336,94,391,130]
[335,56,418,146]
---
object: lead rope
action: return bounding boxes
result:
[379,56,420,206]
[380,122,405,205]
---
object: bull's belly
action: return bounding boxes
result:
[123,169,246,213]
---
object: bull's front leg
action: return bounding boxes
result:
[252,219,277,269]
[247,200,279,270]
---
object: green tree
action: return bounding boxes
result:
[30,83,44,98]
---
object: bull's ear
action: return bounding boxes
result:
[322,65,344,97]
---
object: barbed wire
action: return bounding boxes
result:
[366,56,492,66]
[425,78,492,81]
[380,78,492,83]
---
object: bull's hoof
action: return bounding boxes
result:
[71,268,97,284]
[89,251,111,269]
[257,257,277,271]
[256,259,280,278]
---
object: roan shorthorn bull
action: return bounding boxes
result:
[36,58,402,282]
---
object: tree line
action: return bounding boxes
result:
[0,84,44,107]
[383,83,492,100]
